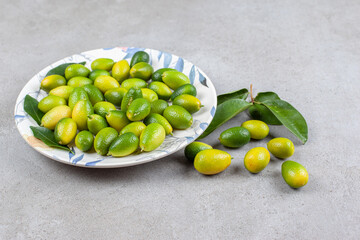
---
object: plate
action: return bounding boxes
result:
[14,47,217,168]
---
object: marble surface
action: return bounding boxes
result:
[1,0,359,239]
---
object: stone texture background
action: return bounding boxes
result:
[1,0,359,239]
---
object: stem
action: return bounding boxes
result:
[250,84,254,103]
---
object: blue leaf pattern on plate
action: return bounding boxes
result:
[157,51,163,61]
[148,50,152,66]
[200,122,209,130]
[68,147,75,160]
[124,47,144,54]
[72,154,84,164]
[189,65,195,84]
[210,106,216,117]
[122,47,144,60]
[15,115,25,119]
[14,115,26,124]
[123,53,131,59]
[85,159,104,166]
[163,52,172,68]
[103,47,114,50]
[175,57,184,72]
[198,71,208,88]
[78,53,93,63]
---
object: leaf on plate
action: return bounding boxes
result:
[260,99,308,144]
[249,91,282,125]
[198,99,252,139]
[45,62,86,77]
[24,95,44,125]
[30,126,72,152]
[217,88,249,105]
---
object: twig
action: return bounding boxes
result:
[250,84,254,103]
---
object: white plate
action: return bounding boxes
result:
[14,47,217,168]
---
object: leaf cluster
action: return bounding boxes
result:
[199,88,308,144]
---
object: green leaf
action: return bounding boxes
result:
[30,126,72,152]
[24,95,44,125]
[248,104,282,125]
[217,88,248,105]
[261,99,308,144]
[198,99,252,139]
[254,92,280,102]
[249,92,282,125]
[45,62,86,77]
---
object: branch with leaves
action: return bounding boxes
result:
[198,85,308,144]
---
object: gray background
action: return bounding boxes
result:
[1,0,359,239]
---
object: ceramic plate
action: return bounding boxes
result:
[14,47,217,168]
